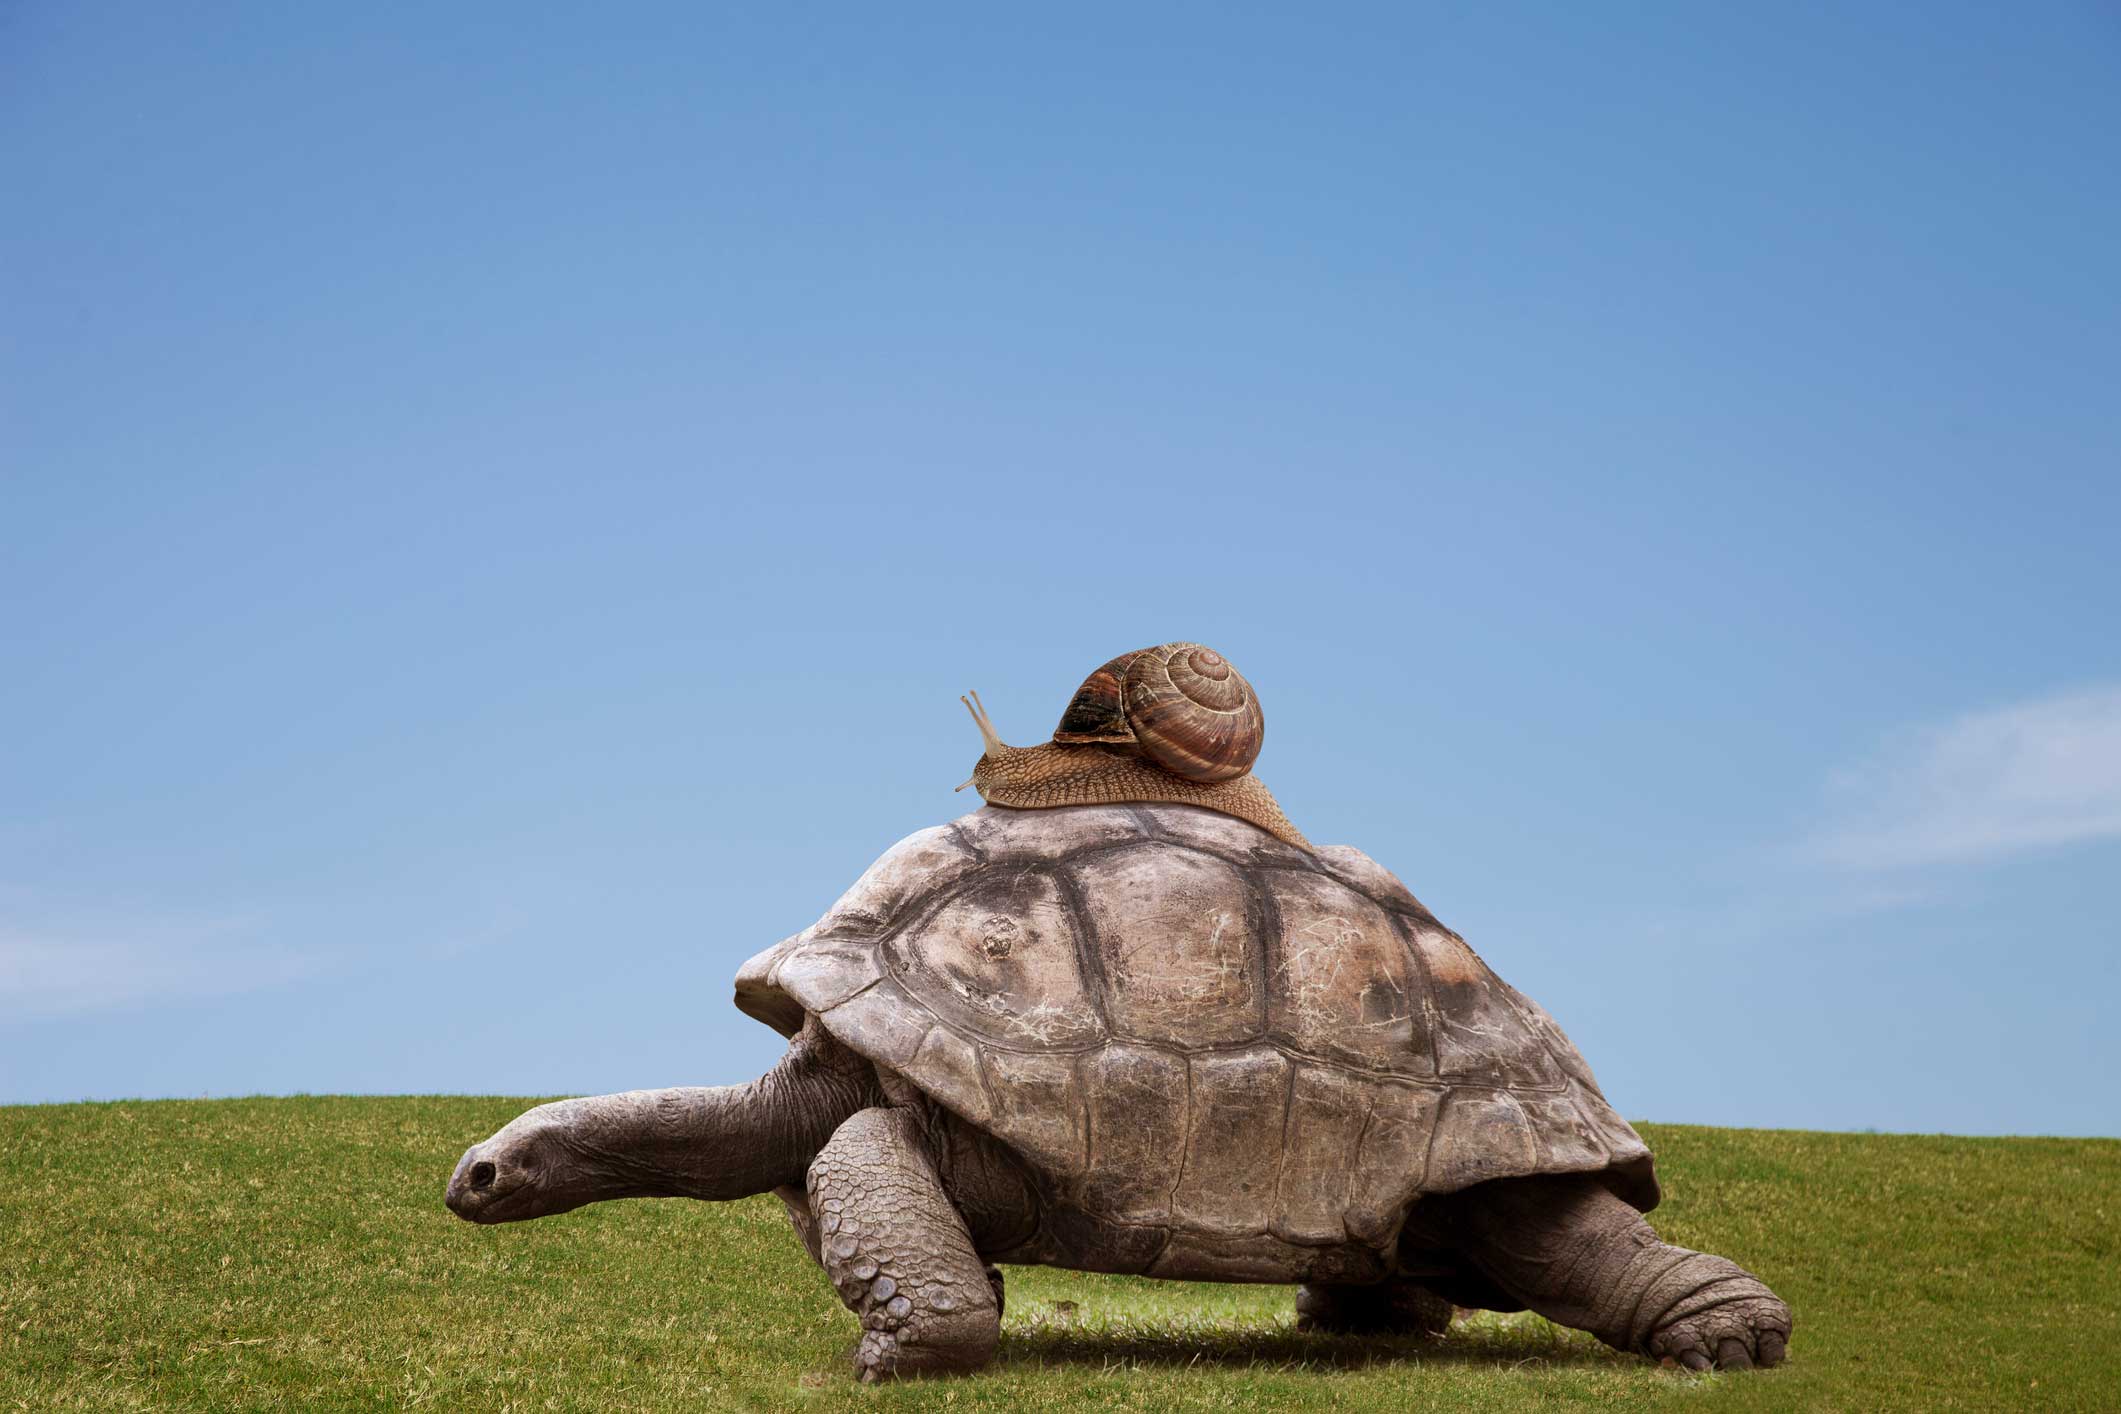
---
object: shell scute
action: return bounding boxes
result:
[1262,871,1428,1075]
[1079,1044,1188,1223]
[772,938,884,1019]
[907,1025,993,1128]
[1272,1065,1371,1246]
[885,868,1103,1050]
[1068,845,1262,1048]
[1170,1048,1288,1237]
[1513,1091,1612,1174]
[1402,923,1565,1090]
[980,1049,1086,1181]
[1426,1089,1544,1192]
[819,976,931,1068]
[1345,1077,1445,1243]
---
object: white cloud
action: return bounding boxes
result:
[1807,685,2121,870]
[0,909,327,1017]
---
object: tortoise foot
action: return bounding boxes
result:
[853,1324,996,1383]
[1649,1294,1791,1372]
[854,1329,903,1383]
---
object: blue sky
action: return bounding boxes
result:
[4,4,2116,1135]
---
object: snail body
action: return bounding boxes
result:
[961,643,1311,849]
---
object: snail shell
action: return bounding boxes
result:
[1051,642,1265,784]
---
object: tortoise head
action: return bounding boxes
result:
[445,1100,604,1224]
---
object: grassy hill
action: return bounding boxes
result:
[1,1097,2113,1411]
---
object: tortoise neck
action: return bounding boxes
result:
[552,1022,882,1202]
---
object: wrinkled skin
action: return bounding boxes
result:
[446,1018,879,1222]
[448,1021,1790,1382]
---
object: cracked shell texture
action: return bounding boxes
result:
[735,804,1658,1222]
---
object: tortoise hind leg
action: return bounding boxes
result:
[1295,1279,1453,1336]
[807,1107,1002,1382]
[1423,1173,1791,1371]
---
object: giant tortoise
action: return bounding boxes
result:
[446,802,1791,1380]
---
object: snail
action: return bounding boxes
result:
[958,642,1312,849]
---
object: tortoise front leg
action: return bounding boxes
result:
[807,1107,1002,1382]
[780,1181,991,1320]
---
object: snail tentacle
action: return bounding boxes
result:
[961,691,1005,757]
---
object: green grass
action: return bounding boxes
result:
[1,1099,2113,1411]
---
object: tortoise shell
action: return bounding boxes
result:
[736,803,1656,1265]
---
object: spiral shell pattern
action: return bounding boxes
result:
[1125,644,1264,782]
[1052,642,1264,784]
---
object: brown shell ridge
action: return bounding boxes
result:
[1267,1060,1293,1232]
[1054,1210,1358,1248]
[1399,919,1453,1090]
[1163,1055,1194,1225]
[1244,855,1286,1040]
[1049,863,1116,1038]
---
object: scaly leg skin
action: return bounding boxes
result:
[807,1108,1002,1382]
[1295,1280,1453,1336]
[1433,1174,1791,1372]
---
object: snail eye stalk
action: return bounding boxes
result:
[961,691,1005,757]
